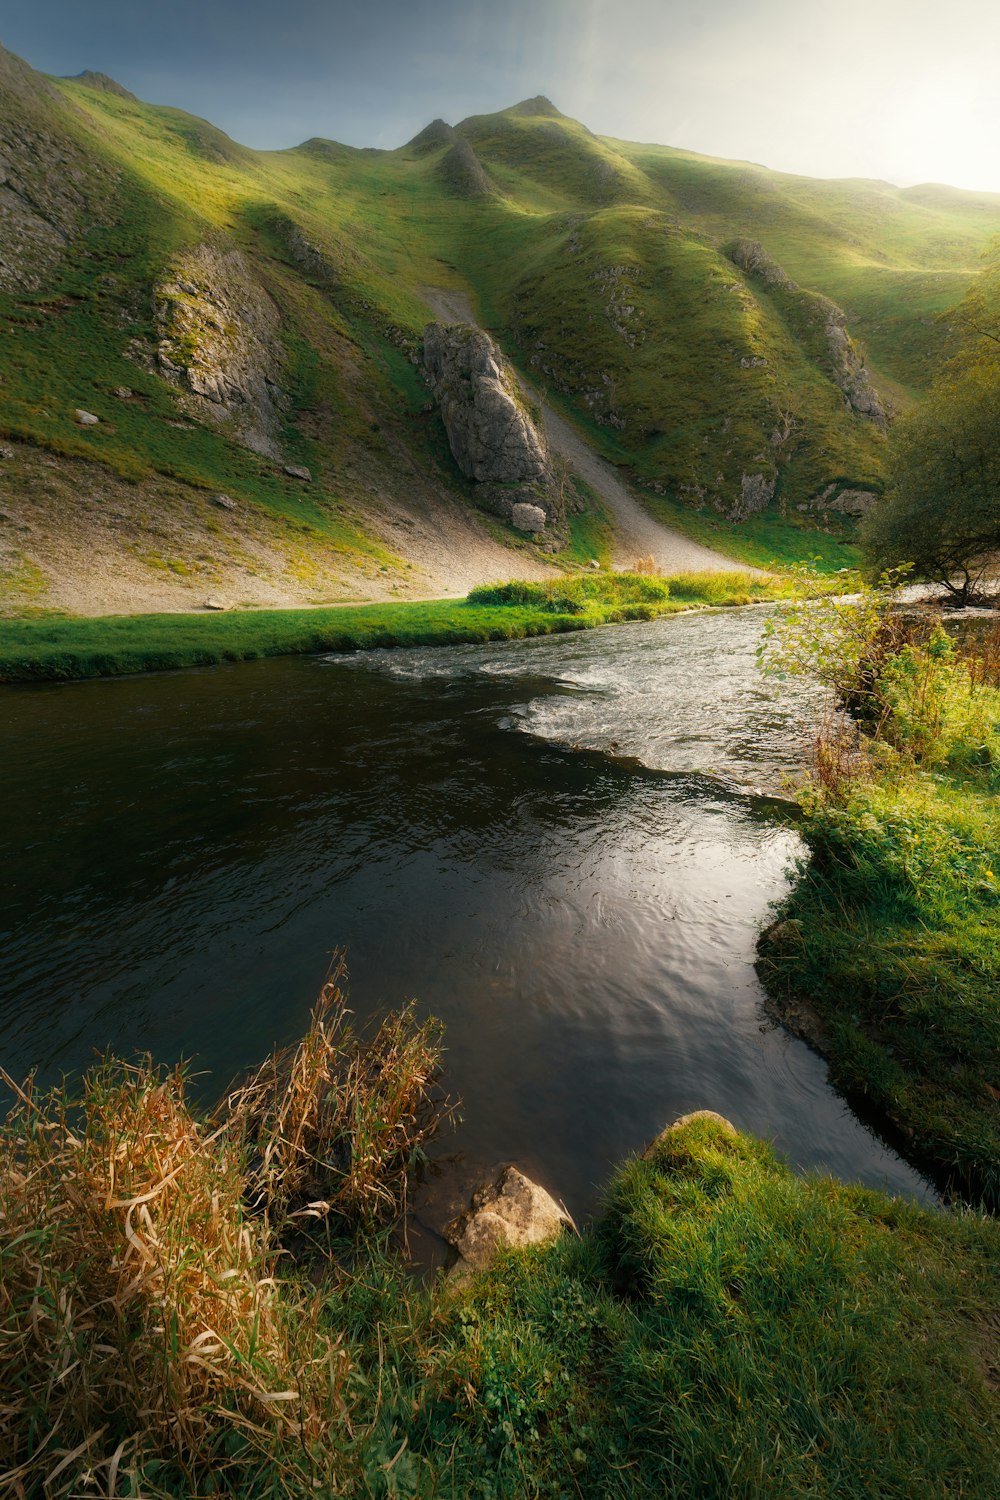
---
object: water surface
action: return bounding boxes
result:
[0,609,930,1214]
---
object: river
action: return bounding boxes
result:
[0,606,931,1216]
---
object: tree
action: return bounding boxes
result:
[862,246,1000,603]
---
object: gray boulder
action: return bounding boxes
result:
[445,1165,573,1277]
[74,409,99,425]
[815,485,879,516]
[511,502,547,532]
[283,464,312,482]
[423,322,549,485]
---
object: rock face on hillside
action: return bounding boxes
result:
[727,238,888,427]
[823,308,888,425]
[424,322,549,484]
[424,322,561,533]
[155,242,286,459]
[0,44,111,292]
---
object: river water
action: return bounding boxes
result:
[0,607,931,1215]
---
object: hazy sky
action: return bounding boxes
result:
[5,0,999,190]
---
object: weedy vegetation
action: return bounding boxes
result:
[759,582,1000,1205]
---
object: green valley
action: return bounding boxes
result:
[2,47,999,616]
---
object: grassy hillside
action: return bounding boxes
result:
[1,50,999,614]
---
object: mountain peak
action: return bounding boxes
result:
[64,70,137,101]
[405,118,457,154]
[507,95,563,118]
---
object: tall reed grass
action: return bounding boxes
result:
[0,960,447,1495]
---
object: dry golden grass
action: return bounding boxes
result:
[221,954,450,1237]
[0,959,447,1496]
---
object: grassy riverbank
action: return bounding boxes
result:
[0,570,795,683]
[2,993,998,1499]
[758,602,1000,1207]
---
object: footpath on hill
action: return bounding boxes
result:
[421,286,752,574]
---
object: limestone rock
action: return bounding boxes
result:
[727,238,887,427]
[729,471,775,521]
[511,502,547,532]
[74,409,99,425]
[283,464,312,482]
[815,485,878,516]
[423,322,549,486]
[212,493,237,510]
[822,311,888,427]
[155,241,286,459]
[445,1165,573,1276]
[727,238,795,292]
[203,597,227,610]
[113,386,134,400]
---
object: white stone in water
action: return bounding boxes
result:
[445,1165,573,1275]
[511,502,547,533]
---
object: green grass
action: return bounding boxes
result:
[6,1063,999,1498]
[4,60,999,608]
[379,1115,1000,1498]
[0,571,803,682]
[629,483,863,572]
[758,618,1000,1207]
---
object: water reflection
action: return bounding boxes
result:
[1,610,930,1215]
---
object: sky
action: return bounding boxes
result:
[4,0,1000,190]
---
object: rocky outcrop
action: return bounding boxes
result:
[438,139,496,199]
[155,242,286,459]
[444,1166,573,1276]
[726,238,887,427]
[727,238,796,292]
[0,44,112,293]
[812,484,879,516]
[822,309,888,426]
[730,471,776,521]
[424,322,549,486]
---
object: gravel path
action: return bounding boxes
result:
[421,287,749,575]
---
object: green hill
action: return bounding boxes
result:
[2,46,998,614]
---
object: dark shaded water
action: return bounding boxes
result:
[0,609,931,1214]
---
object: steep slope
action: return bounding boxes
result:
[1,50,999,615]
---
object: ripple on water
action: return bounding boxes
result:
[1,608,932,1215]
